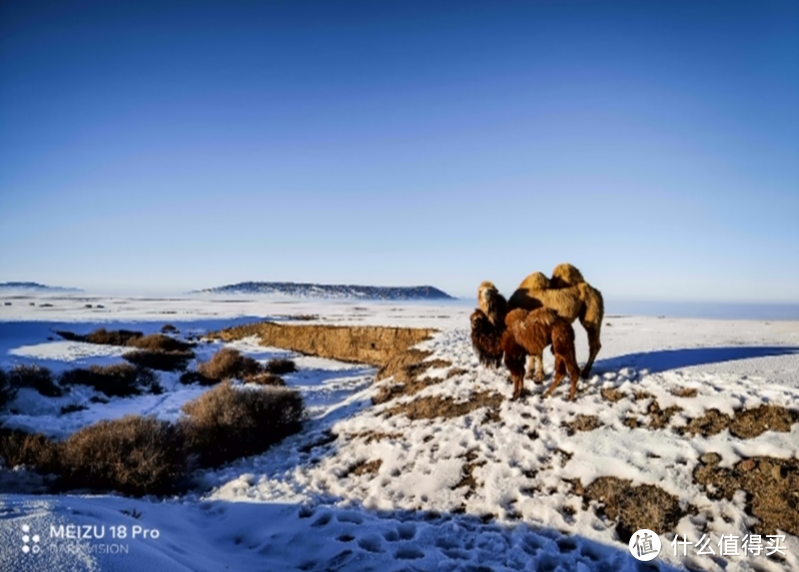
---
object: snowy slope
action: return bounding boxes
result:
[1,295,798,571]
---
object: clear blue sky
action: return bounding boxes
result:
[1,0,797,300]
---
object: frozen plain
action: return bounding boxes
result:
[0,292,798,572]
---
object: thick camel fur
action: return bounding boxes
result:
[470,309,505,369]
[504,308,582,400]
[477,281,508,328]
[507,263,603,380]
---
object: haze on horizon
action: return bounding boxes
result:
[1,1,797,302]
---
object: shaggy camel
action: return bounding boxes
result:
[470,308,505,369]
[471,281,510,369]
[503,308,582,400]
[507,263,604,381]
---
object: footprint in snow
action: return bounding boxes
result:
[310,512,332,527]
[357,535,385,553]
[395,546,425,560]
[397,522,416,540]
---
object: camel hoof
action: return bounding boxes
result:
[533,375,546,385]
[580,369,591,380]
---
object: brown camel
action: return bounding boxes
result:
[503,308,582,400]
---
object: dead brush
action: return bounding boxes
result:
[59,415,186,496]
[7,364,63,397]
[197,347,263,381]
[180,382,304,468]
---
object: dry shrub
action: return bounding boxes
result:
[0,429,60,473]
[179,371,215,386]
[180,382,304,468]
[246,373,286,387]
[0,369,18,409]
[197,348,263,381]
[265,358,297,375]
[123,349,193,372]
[60,415,186,496]
[56,328,144,346]
[8,364,63,397]
[60,364,159,398]
[129,334,194,353]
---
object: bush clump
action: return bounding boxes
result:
[178,371,215,386]
[161,324,179,334]
[59,415,186,496]
[129,334,194,353]
[196,348,263,382]
[60,364,159,398]
[123,350,193,372]
[180,382,303,468]
[265,358,297,375]
[7,364,63,397]
[56,328,144,346]
[0,428,60,473]
[246,373,286,387]
[0,370,18,410]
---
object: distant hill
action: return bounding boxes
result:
[199,282,455,300]
[0,282,82,292]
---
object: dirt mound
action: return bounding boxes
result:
[574,477,686,543]
[694,454,799,536]
[679,404,799,439]
[385,392,503,422]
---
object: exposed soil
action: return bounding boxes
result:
[670,387,698,398]
[348,459,383,477]
[385,392,503,422]
[210,322,436,367]
[600,387,625,403]
[678,405,799,439]
[646,401,683,430]
[563,415,602,436]
[694,454,799,536]
[574,477,686,543]
[452,450,486,501]
[344,431,403,445]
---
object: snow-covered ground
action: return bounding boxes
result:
[1,293,798,571]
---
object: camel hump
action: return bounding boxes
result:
[504,308,529,328]
[517,272,551,291]
[551,263,585,287]
[527,307,559,327]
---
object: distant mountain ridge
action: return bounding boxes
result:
[0,281,82,292]
[199,281,455,300]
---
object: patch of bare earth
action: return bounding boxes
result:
[670,386,698,398]
[573,477,686,543]
[694,454,799,537]
[347,459,383,477]
[600,387,625,403]
[385,392,503,422]
[344,431,403,444]
[646,401,683,430]
[563,415,602,436]
[372,360,454,405]
[679,405,799,439]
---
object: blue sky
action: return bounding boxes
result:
[1,0,797,300]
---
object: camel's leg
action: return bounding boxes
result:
[580,324,602,379]
[512,374,525,400]
[544,356,565,398]
[527,351,545,383]
[525,355,536,380]
[566,356,582,401]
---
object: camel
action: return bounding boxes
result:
[502,308,582,400]
[470,264,603,382]
[507,263,604,381]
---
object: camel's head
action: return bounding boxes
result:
[477,281,498,313]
